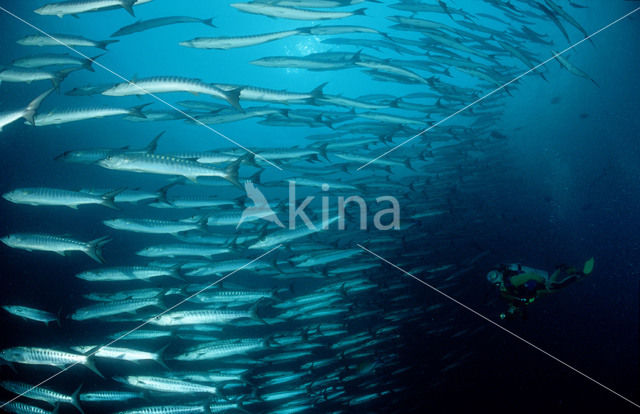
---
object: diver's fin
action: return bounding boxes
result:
[583,257,594,275]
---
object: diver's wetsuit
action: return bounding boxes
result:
[494,263,589,319]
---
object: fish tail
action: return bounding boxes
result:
[23,88,53,125]
[224,155,246,190]
[120,0,136,17]
[317,142,329,161]
[225,87,243,111]
[52,67,79,91]
[308,82,327,105]
[100,187,126,210]
[129,103,150,118]
[354,7,367,16]
[85,236,111,264]
[84,356,104,378]
[154,344,170,369]
[82,54,104,72]
[202,17,216,28]
[97,39,119,50]
[71,384,84,414]
[249,303,268,325]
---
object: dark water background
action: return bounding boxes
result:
[0,0,638,412]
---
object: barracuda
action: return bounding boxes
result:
[3,187,122,209]
[0,347,102,377]
[34,0,137,17]
[31,104,148,126]
[1,305,58,326]
[97,152,243,188]
[0,233,110,263]
[0,381,83,413]
[0,67,77,88]
[136,244,230,258]
[231,3,366,20]
[249,216,339,249]
[103,217,203,234]
[70,298,162,321]
[112,16,215,37]
[149,308,260,326]
[76,265,180,282]
[0,89,52,132]
[17,34,119,50]
[79,390,143,402]
[102,76,242,110]
[12,53,101,71]
[173,338,268,361]
[181,29,302,50]
[114,376,217,394]
[71,344,167,368]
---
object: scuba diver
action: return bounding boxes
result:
[487,257,595,320]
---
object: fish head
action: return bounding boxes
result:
[55,149,110,164]
[1,190,22,203]
[1,305,23,314]
[102,83,129,96]
[33,5,48,15]
[0,347,22,362]
[0,234,20,247]
[102,219,122,229]
[76,270,97,280]
[137,246,161,256]
[98,153,130,169]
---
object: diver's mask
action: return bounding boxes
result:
[486,270,503,286]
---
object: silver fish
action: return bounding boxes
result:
[0,233,110,263]
[113,16,215,37]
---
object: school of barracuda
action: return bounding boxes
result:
[0,0,599,413]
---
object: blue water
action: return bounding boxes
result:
[0,1,638,413]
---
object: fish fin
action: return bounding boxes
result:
[23,88,53,125]
[84,357,104,378]
[154,344,170,369]
[85,236,111,264]
[202,17,216,28]
[82,54,104,72]
[120,0,136,16]
[353,7,366,16]
[100,187,126,210]
[249,303,268,325]
[309,82,327,104]
[71,384,84,414]
[129,103,150,118]
[51,67,78,91]
[317,142,329,161]
[224,155,246,190]
[225,87,243,112]
[168,265,185,282]
[97,39,119,50]
[144,130,165,153]
[68,205,79,210]
[404,158,414,171]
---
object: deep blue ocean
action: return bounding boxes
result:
[0,0,638,413]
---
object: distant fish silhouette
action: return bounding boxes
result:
[237,181,284,229]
